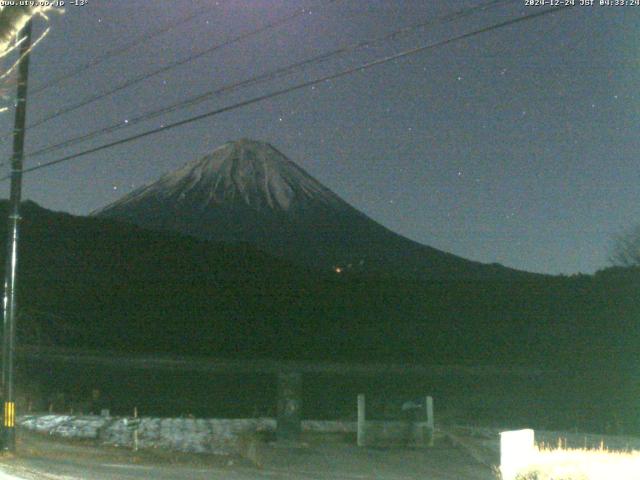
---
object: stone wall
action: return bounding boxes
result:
[18,414,359,455]
[18,414,435,454]
[19,414,276,454]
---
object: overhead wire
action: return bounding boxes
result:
[30,4,215,96]
[0,5,572,182]
[22,1,337,133]
[23,0,517,162]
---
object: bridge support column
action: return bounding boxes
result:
[276,371,302,442]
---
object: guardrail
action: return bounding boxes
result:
[17,345,543,377]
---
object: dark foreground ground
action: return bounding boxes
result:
[0,429,495,480]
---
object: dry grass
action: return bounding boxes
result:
[506,444,640,480]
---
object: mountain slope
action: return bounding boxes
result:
[4,201,638,366]
[94,139,528,280]
[3,202,638,434]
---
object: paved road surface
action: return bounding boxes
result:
[0,430,495,480]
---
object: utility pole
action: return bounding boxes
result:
[1,19,33,452]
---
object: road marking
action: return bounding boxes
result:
[100,464,153,470]
[0,468,80,480]
[0,470,26,480]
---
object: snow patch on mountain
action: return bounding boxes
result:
[96,139,344,215]
[93,138,519,279]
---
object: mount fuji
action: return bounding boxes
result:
[94,139,523,279]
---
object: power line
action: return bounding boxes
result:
[23,0,516,162]
[2,6,571,182]
[23,2,335,133]
[31,5,213,96]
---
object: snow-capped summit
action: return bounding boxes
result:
[95,139,521,279]
[95,139,343,215]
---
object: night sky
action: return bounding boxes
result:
[0,0,637,275]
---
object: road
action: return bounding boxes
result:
[0,429,496,480]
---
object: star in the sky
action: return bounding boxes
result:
[20,0,634,275]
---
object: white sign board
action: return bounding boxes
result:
[500,429,535,480]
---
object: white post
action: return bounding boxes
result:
[133,406,139,452]
[425,396,434,446]
[500,429,535,480]
[357,394,366,447]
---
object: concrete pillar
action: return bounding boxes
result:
[426,396,434,446]
[357,394,366,447]
[276,371,302,442]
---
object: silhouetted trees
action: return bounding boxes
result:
[610,225,640,267]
